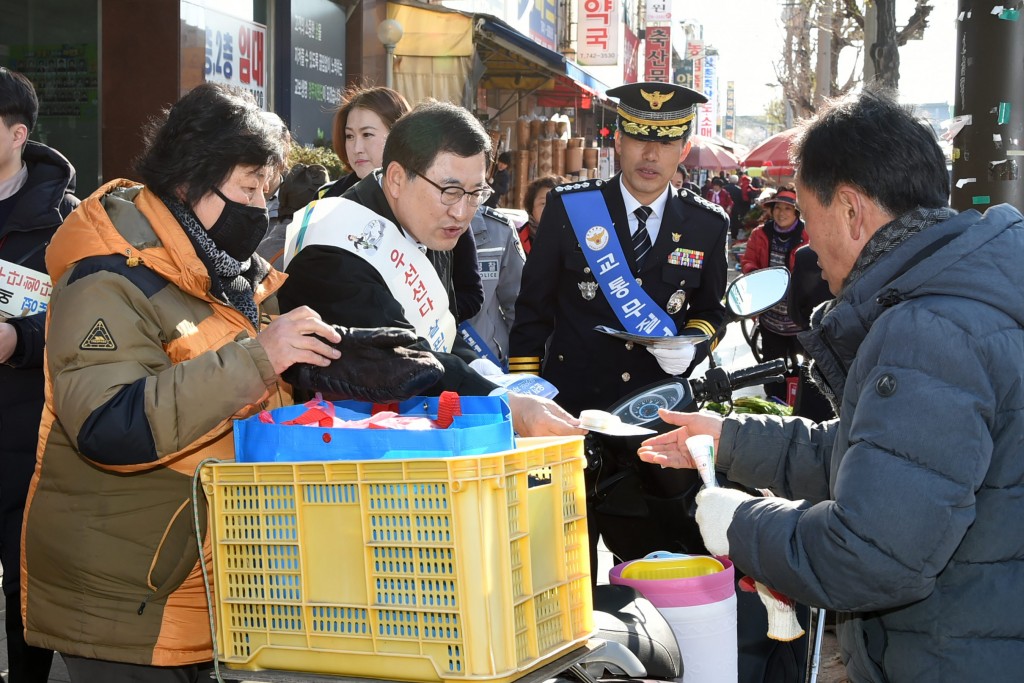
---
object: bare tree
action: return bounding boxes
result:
[777,0,816,121]
[870,0,935,87]
[772,0,935,119]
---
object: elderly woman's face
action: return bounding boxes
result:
[193,164,274,230]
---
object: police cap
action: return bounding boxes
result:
[607,82,707,143]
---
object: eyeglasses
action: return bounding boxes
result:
[415,173,493,207]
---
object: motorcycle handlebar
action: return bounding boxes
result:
[690,359,787,404]
[727,359,788,392]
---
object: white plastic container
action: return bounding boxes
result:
[610,553,737,683]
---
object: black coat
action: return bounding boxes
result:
[277,173,495,396]
[1,141,78,443]
[0,141,77,595]
[509,175,728,415]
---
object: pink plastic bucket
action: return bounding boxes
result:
[610,555,737,683]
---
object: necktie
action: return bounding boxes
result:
[632,205,653,268]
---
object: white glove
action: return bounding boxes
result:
[694,487,753,556]
[742,579,805,642]
[646,344,696,375]
[469,358,504,377]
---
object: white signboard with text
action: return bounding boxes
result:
[578,0,620,66]
[0,259,51,319]
[199,6,267,109]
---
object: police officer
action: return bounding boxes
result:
[508,82,729,565]
[464,205,526,364]
[508,82,729,418]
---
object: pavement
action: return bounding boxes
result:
[0,284,846,682]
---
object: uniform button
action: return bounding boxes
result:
[680,280,687,286]
[558,354,564,361]
[584,266,591,274]
[625,341,634,350]
[636,277,643,285]
[621,372,631,382]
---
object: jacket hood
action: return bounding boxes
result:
[845,204,1024,327]
[800,204,1024,407]
[1,140,77,236]
[47,179,284,304]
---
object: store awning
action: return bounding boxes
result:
[473,16,614,105]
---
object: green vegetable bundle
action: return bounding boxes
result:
[703,396,793,416]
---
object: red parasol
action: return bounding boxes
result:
[683,136,741,171]
[742,128,798,168]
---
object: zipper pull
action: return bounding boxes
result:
[876,289,902,307]
[125,248,144,268]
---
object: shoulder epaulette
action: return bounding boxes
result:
[680,191,730,221]
[554,178,605,195]
[479,205,514,227]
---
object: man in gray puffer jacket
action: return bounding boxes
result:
[638,86,1024,682]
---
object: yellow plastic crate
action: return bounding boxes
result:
[201,436,593,682]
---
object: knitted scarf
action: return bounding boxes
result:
[807,205,957,414]
[163,197,269,329]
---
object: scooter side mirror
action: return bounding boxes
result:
[725,267,790,318]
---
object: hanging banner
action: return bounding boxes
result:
[692,52,704,94]
[578,0,621,66]
[698,54,717,138]
[623,27,640,83]
[644,24,671,83]
[724,81,736,140]
[686,40,704,61]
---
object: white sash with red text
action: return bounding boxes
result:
[284,197,456,353]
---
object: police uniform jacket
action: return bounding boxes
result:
[509,175,728,416]
[466,206,526,361]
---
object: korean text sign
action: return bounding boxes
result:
[0,259,52,319]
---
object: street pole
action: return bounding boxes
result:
[950,0,1024,211]
[377,19,404,93]
[385,45,395,89]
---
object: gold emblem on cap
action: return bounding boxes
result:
[657,124,688,138]
[622,121,651,137]
[641,89,675,111]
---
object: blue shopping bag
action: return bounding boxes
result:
[233,394,514,462]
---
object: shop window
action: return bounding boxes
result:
[0,0,100,195]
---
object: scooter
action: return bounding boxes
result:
[583,267,816,683]
[583,267,791,563]
[207,269,801,683]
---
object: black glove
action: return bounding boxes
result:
[282,326,444,403]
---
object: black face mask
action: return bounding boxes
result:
[206,187,270,261]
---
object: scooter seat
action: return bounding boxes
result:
[592,584,682,679]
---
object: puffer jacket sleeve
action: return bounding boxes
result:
[722,305,996,612]
[46,265,276,471]
[5,311,46,368]
[718,413,836,503]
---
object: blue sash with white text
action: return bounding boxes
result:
[457,321,502,367]
[562,190,677,337]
